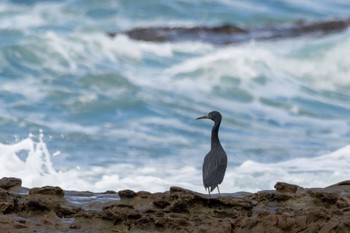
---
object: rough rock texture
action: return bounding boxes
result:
[107,18,350,45]
[1,177,350,232]
[0,177,22,191]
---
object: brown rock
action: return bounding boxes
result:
[26,186,66,214]
[118,189,136,198]
[0,189,16,214]
[0,177,22,190]
[99,205,124,223]
[26,197,59,212]
[307,189,339,206]
[274,182,301,193]
[153,199,170,209]
[29,186,64,196]
[56,205,82,218]
[328,180,350,187]
[3,177,350,232]
[69,223,81,229]
[336,197,350,209]
[256,190,294,203]
[137,191,152,198]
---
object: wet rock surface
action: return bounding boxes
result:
[0,177,22,191]
[107,18,350,45]
[1,177,350,232]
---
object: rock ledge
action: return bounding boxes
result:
[0,177,350,232]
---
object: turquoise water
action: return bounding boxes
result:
[1,0,350,192]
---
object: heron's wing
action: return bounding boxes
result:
[202,149,227,188]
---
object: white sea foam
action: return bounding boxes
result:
[164,33,350,102]
[231,145,350,192]
[0,76,47,102]
[0,8,44,30]
[0,2,68,30]
[1,133,350,193]
[10,21,349,111]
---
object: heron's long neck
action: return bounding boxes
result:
[211,121,221,149]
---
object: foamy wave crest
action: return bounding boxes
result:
[227,145,350,192]
[0,132,87,190]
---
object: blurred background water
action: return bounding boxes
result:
[1,0,350,192]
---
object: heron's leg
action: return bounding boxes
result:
[217,185,221,195]
[208,188,211,196]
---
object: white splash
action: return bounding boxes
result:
[1,133,350,193]
[0,132,87,190]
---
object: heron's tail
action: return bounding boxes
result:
[210,186,216,192]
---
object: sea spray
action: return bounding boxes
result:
[0,131,86,190]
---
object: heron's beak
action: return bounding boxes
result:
[196,115,209,120]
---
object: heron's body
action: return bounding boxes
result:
[197,111,227,195]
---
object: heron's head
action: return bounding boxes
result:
[196,111,222,123]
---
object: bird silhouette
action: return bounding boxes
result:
[197,111,228,195]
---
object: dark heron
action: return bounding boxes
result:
[197,111,228,195]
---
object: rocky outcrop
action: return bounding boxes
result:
[0,177,21,191]
[1,177,350,232]
[107,18,350,45]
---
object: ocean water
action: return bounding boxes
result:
[1,0,350,193]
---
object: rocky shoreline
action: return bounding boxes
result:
[1,177,350,232]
